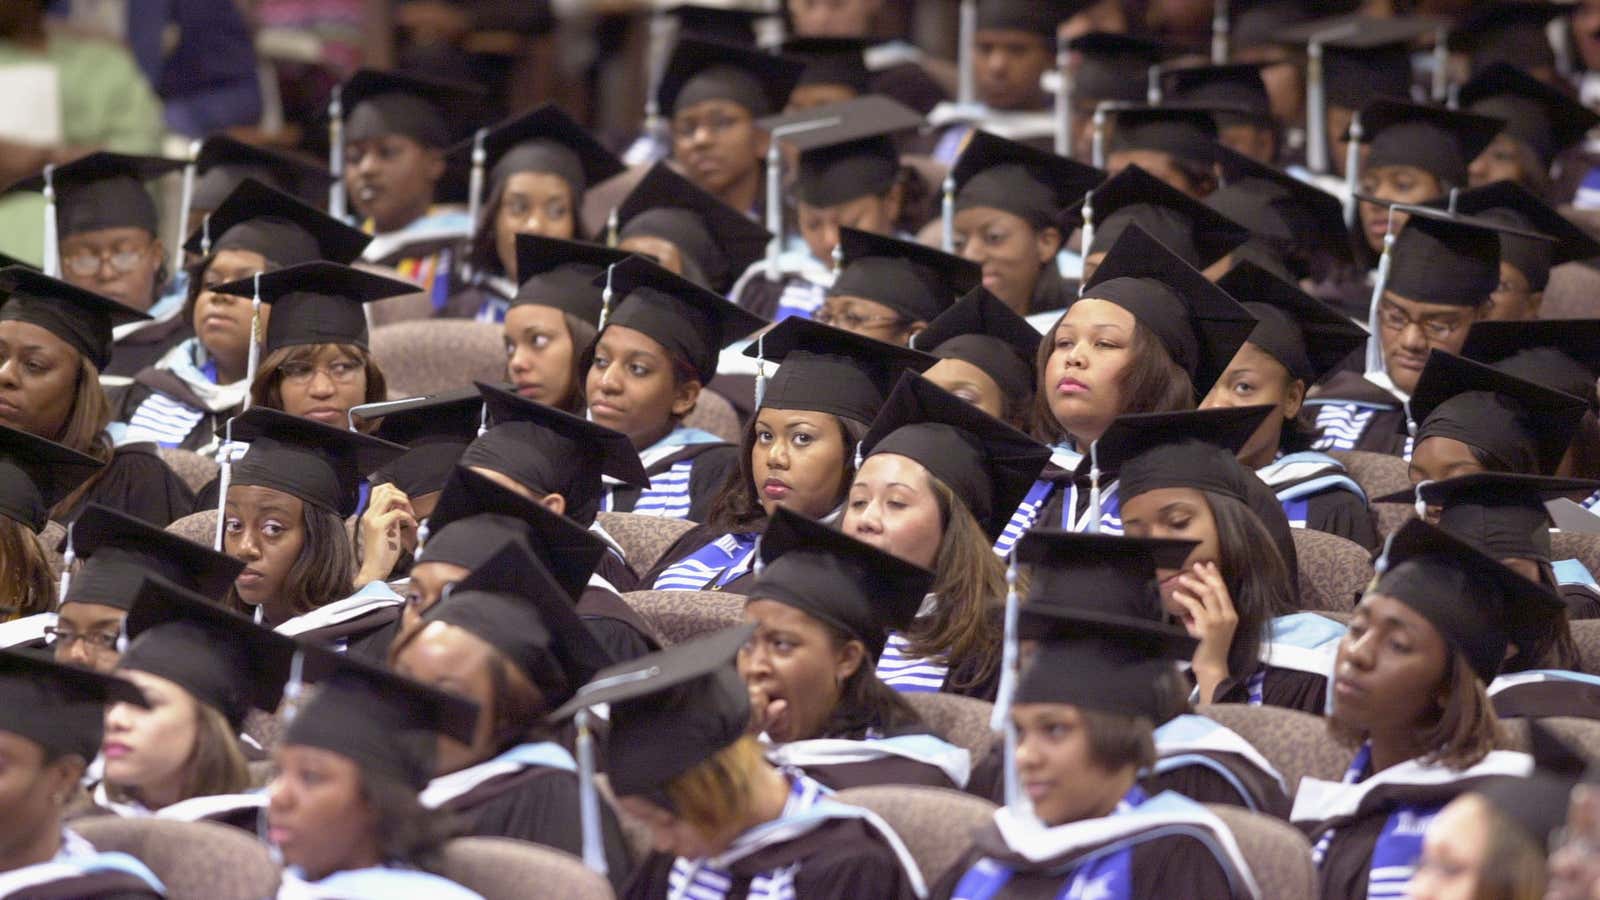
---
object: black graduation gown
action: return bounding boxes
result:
[2,869,165,899]
[607,442,740,524]
[1563,582,1600,620]
[782,747,959,792]
[111,369,239,453]
[930,820,1237,900]
[437,762,634,893]
[1142,755,1291,820]
[1303,371,1408,457]
[1211,663,1327,716]
[623,817,919,900]
[1304,487,1379,551]
[57,443,196,529]
[577,583,660,663]
[1027,264,1075,318]
[104,317,193,380]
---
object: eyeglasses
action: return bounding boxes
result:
[44,626,120,651]
[278,359,364,385]
[61,245,151,278]
[671,112,747,141]
[1375,302,1466,342]
[814,306,906,333]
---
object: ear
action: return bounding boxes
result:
[422,148,447,184]
[1282,378,1307,420]
[834,639,866,686]
[1035,226,1063,264]
[752,128,771,161]
[902,320,928,345]
[1527,290,1545,318]
[149,237,166,263]
[881,181,906,224]
[46,754,86,802]
[538,493,567,517]
[670,378,703,419]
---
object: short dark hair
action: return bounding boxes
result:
[361,769,463,871]
[1078,706,1157,771]
[816,620,929,742]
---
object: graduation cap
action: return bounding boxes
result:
[549,624,753,800]
[191,135,335,212]
[1217,261,1368,384]
[760,96,923,208]
[0,649,146,761]
[285,644,480,790]
[749,507,935,660]
[1373,517,1563,684]
[1081,224,1260,398]
[455,103,626,207]
[509,234,633,326]
[1106,106,1219,166]
[656,37,804,118]
[423,538,613,707]
[1376,203,1545,307]
[1160,63,1273,123]
[782,37,872,93]
[1082,404,1275,482]
[423,465,608,601]
[0,423,102,532]
[976,0,1084,43]
[7,151,183,239]
[1015,530,1199,639]
[858,374,1051,540]
[210,261,419,354]
[1354,99,1503,189]
[1012,636,1190,719]
[0,265,149,371]
[1441,181,1600,292]
[1461,318,1600,408]
[1231,0,1323,49]
[1459,63,1598,169]
[340,68,485,149]
[1409,350,1589,476]
[184,178,370,266]
[225,407,406,517]
[1448,3,1566,74]
[1278,15,1440,109]
[609,162,773,294]
[358,386,483,498]
[951,130,1106,232]
[1066,32,1168,104]
[119,575,298,729]
[1375,473,1600,563]
[1472,721,1588,851]
[1210,143,1353,268]
[831,227,981,325]
[596,255,766,383]
[458,381,647,525]
[662,3,769,45]
[63,503,244,610]
[912,286,1041,403]
[745,313,937,425]
[1082,163,1249,268]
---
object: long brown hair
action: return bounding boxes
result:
[223,500,354,619]
[1329,652,1502,772]
[49,354,115,520]
[106,699,250,807]
[0,521,54,620]
[816,619,928,741]
[703,413,870,533]
[1204,490,1299,682]
[248,343,388,418]
[1030,315,1194,444]
[903,474,1006,693]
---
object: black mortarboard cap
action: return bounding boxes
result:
[761,96,923,208]
[423,537,612,705]
[913,286,1041,402]
[1084,164,1249,267]
[1012,636,1188,718]
[1381,204,1541,307]
[341,68,485,148]
[1083,405,1276,481]
[64,503,244,609]
[1014,530,1199,644]
[120,575,297,729]
[1448,3,1566,74]
[1355,99,1503,188]
[0,265,149,371]
[859,374,1051,540]
[7,151,183,237]
[745,315,936,424]
[1217,261,1367,384]
[453,103,625,200]
[1082,224,1260,397]
[751,507,934,660]
[1160,63,1273,122]
[1410,350,1589,476]
[1473,721,1587,850]
[0,649,146,760]
[1211,143,1352,266]
[287,644,479,790]
[598,255,766,383]
[977,0,1085,42]
[611,161,773,293]
[458,381,646,524]
[831,227,981,324]
[1067,32,1167,104]
[1278,16,1440,109]
[1374,518,1562,683]
[783,37,872,93]
[1107,106,1219,166]
[550,625,753,798]
[1376,472,1600,562]
[423,465,609,601]
[225,407,406,517]
[656,37,804,118]
[952,130,1106,232]
[0,423,101,532]
[359,386,483,498]
[212,260,419,353]
[663,3,768,44]
[185,178,370,266]
[1459,63,1599,167]
[1443,181,1600,291]
[511,234,633,325]
[192,135,335,212]
[1232,0,1322,49]
[1462,318,1600,408]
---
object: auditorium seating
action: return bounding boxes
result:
[1554,532,1600,582]
[369,319,507,399]
[1198,704,1356,799]
[157,447,220,495]
[903,693,997,768]
[1330,450,1415,536]
[595,511,696,574]
[1291,528,1372,612]
[834,785,997,888]
[167,510,220,548]
[1572,620,1600,674]
[1205,804,1319,900]
[73,817,280,900]
[683,388,743,444]
[38,519,66,577]
[621,590,746,646]
[434,837,614,900]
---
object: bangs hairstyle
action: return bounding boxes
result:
[0,520,56,620]
[701,413,870,533]
[248,343,388,419]
[1077,704,1158,772]
[387,620,557,754]
[223,499,354,618]
[663,735,770,836]
[903,472,1008,694]
[502,310,597,416]
[1329,650,1502,772]
[1203,490,1299,682]
[1030,313,1194,443]
[106,699,250,807]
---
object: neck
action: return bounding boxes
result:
[308,839,383,882]
[130,776,185,812]
[260,597,293,629]
[717,166,761,218]
[213,350,247,386]
[0,817,63,871]
[1093,768,1138,819]
[1240,442,1278,471]
[632,420,677,452]
[374,197,434,236]
[1367,729,1429,775]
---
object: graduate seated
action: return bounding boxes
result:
[818,228,979,347]
[1076,163,1247,294]
[912,286,1041,432]
[607,162,773,297]
[928,0,1062,162]
[0,651,167,899]
[1458,63,1600,200]
[1102,107,1223,200]
[0,425,100,640]
[552,626,927,900]
[1446,181,1600,322]
[742,508,971,790]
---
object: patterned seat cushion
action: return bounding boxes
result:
[1198,703,1356,800]
[834,785,997,887]
[597,512,698,574]
[903,693,996,768]
[74,817,280,900]
[369,319,508,399]
[1292,528,1372,612]
[435,837,613,900]
[1205,804,1317,900]
[622,590,747,646]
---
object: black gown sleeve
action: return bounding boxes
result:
[461,769,633,893]
[1210,664,1326,715]
[1129,834,1237,900]
[687,444,740,525]
[963,740,1006,804]
[1562,583,1600,620]
[1140,755,1292,819]
[928,847,986,900]
[65,444,196,528]
[1305,489,1379,552]
[584,615,656,664]
[622,852,677,900]
[1313,813,1386,900]
[791,827,919,900]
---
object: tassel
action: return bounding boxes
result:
[464,128,489,281]
[1411,480,1433,521]
[941,173,956,253]
[1431,24,1449,102]
[598,263,616,332]
[200,213,213,257]
[214,419,235,552]
[328,85,346,221]
[56,520,75,605]
[1146,64,1162,105]
[831,241,843,276]
[992,550,1022,809]
[280,649,305,725]
[956,0,976,106]
[765,136,783,282]
[1092,103,1110,169]
[575,708,608,876]
[1054,46,1072,157]
[1085,440,1103,534]
[1363,206,1398,376]
[1305,39,1326,174]
[243,273,262,411]
[42,165,59,278]
[606,207,619,248]
[1211,0,1229,64]
[1078,189,1095,298]
[174,140,200,275]
[1343,112,1363,230]
[753,332,767,411]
